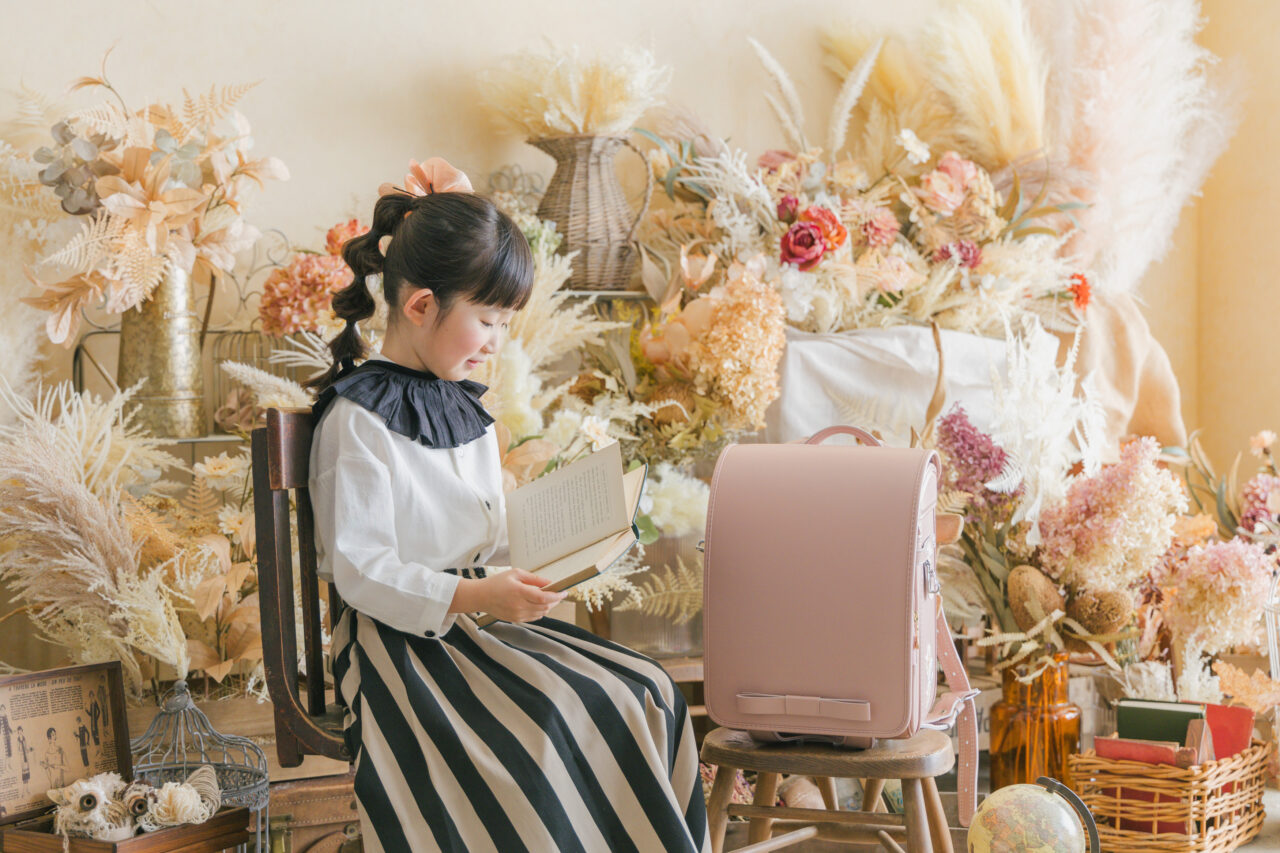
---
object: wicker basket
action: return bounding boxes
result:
[530,135,653,291]
[1068,740,1274,852]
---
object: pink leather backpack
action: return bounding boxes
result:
[702,425,979,825]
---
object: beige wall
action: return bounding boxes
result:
[1192,0,1280,466]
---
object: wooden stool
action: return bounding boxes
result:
[701,727,956,853]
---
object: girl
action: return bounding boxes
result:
[308,158,710,853]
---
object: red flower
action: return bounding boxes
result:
[777,195,799,223]
[780,222,825,270]
[799,205,847,251]
[1069,272,1091,312]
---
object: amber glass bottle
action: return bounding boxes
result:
[988,653,1081,789]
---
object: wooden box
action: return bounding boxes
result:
[0,663,252,852]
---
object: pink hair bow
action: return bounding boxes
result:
[378,156,473,198]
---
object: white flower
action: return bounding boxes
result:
[580,415,615,451]
[985,316,1105,545]
[217,505,251,545]
[194,452,251,491]
[1251,430,1276,457]
[895,128,931,165]
[645,463,710,538]
[544,410,584,450]
[778,266,820,325]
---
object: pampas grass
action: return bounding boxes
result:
[1032,0,1237,293]
[0,382,190,693]
[219,362,312,409]
[479,43,670,139]
[924,0,1048,170]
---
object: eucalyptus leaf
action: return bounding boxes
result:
[636,514,660,546]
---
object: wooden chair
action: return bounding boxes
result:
[252,407,351,766]
[701,727,956,853]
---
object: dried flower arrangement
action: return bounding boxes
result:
[635,37,1086,340]
[0,55,287,347]
[478,43,670,139]
[0,382,270,699]
[258,219,369,336]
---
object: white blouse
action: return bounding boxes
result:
[309,363,509,637]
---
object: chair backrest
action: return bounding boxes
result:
[252,407,351,766]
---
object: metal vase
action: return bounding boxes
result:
[117,265,205,437]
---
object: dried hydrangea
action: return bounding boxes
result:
[1037,437,1186,592]
[258,220,369,336]
[687,260,786,431]
[1163,538,1274,657]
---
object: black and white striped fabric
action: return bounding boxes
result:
[332,605,711,852]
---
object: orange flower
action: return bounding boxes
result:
[1069,272,1091,312]
[798,205,847,251]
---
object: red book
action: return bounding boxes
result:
[1093,735,1181,765]
[1202,703,1254,759]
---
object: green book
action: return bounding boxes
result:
[1115,699,1205,745]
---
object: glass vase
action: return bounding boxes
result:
[988,653,1080,789]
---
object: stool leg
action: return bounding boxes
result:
[863,778,887,813]
[706,765,735,853]
[901,778,932,853]
[922,778,954,853]
[814,776,839,810]
[748,771,781,843]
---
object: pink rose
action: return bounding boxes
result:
[780,222,825,271]
[799,205,848,251]
[936,151,979,190]
[914,170,966,215]
[861,207,900,248]
[776,195,799,223]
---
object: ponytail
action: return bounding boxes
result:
[307,193,418,391]
[308,184,534,393]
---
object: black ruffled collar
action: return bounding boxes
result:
[312,357,493,449]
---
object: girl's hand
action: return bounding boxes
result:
[456,569,567,624]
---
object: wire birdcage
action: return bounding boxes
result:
[131,679,270,852]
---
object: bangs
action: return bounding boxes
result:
[464,212,534,311]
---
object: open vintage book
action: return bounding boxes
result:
[475,441,647,628]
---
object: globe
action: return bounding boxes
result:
[967,783,1090,853]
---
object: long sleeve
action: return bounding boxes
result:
[312,449,461,637]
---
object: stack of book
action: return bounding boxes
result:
[1093,699,1257,834]
[1094,699,1255,768]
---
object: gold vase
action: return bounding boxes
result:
[117,265,205,438]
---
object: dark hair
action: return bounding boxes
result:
[309,191,534,391]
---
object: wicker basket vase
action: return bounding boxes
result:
[1069,740,1274,853]
[531,135,653,291]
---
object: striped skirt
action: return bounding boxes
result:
[331,605,711,852]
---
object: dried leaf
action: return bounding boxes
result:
[226,560,253,594]
[192,576,225,621]
[186,639,222,672]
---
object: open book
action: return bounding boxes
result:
[475,441,647,629]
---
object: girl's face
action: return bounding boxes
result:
[389,288,513,381]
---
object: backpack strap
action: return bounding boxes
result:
[922,605,979,827]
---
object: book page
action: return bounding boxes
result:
[476,466,648,629]
[506,441,628,570]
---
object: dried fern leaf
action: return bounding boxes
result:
[181,477,222,523]
[614,556,704,624]
[175,83,259,143]
[37,213,126,273]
